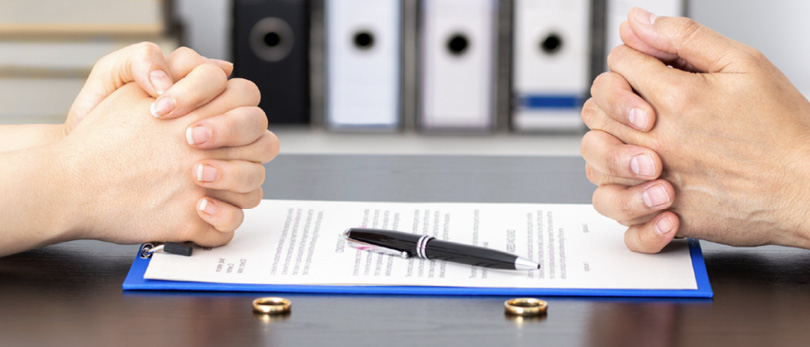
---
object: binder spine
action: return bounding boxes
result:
[324,0,403,131]
[510,0,590,132]
[417,0,499,133]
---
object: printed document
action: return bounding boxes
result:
[144,200,698,290]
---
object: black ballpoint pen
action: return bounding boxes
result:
[343,228,541,271]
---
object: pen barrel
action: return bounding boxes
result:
[424,239,518,270]
[346,228,424,257]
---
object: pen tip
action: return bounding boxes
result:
[515,257,541,271]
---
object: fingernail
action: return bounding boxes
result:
[198,198,217,215]
[196,163,219,182]
[149,69,172,95]
[628,108,649,130]
[150,96,175,118]
[654,217,675,236]
[642,184,670,209]
[630,154,656,178]
[634,7,657,26]
[186,125,211,145]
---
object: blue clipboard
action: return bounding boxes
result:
[123,238,713,298]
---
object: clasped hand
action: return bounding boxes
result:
[581,8,810,253]
[0,44,279,256]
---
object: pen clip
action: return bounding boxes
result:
[343,231,409,259]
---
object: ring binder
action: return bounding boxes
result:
[233,0,311,125]
[418,0,499,133]
[324,0,403,131]
[511,0,590,132]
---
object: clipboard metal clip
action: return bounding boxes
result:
[342,230,409,259]
[139,242,193,259]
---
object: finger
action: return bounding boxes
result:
[211,130,280,164]
[625,7,752,73]
[111,42,172,96]
[590,73,656,131]
[180,78,262,122]
[166,47,234,80]
[67,42,172,127]
[149,63,228,119]
[581,130,662,181]
[185,106,268,149]
[581,98,644,145]
[607,45,688,106]
[173,212,234,248]
[208,188,264,210]
[619,22,701,73]
[616,213,657,228]
[592,180,675,223]
[192,160,266,193]
[584,163,646,186]
[196,197,245,233]
[623,211,680,253]
[209,59,235,77]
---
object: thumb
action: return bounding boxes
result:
[621,7,750,74]
[66,42,173,130]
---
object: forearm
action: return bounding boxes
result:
[0,124,65,153]
[0,144,77,257]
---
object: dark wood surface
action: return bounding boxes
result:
[3,154,810,347]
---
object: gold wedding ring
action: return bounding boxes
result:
[504,298,548,316]
[252,297,291,315]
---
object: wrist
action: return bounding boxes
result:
[0,124,67,153]
[0,143,81,256]
[774,137,810,248]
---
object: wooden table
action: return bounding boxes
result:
[2,155,810,346]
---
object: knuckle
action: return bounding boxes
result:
[610,189,636,221]
[606,148,625,176]
[135,41,161,55]
[676,18,703,46]
[580,98,598,128]
[228,78,261,106]
[94,54,114,72]
[580,130,598,158]
[198,63,228,82]
[664,83,699,115]
[739,46,768,66]
[255,165,267,186]
[168,46,198,68]
[217,113,238,139]
[177,221,204,242]
[250,189,264,208]
[584,164,601,186]
[624,229,642,252]
[259,131,279,162]
[244,189,263,209]
[591,191,604,214]
[240,164,265,190]
[230,210,246,230]
[590,72,612,96]
[606,45,628,72]
[171,46,197,59]
[216,231,236,246]
[254,107,269,129]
